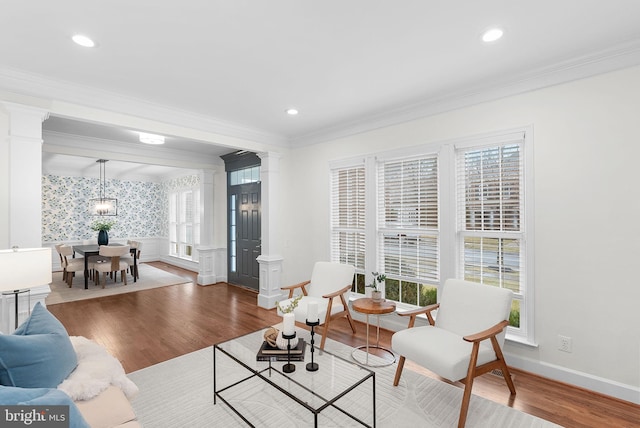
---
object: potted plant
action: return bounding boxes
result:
[366,272,386,303]
[91,219,115,246]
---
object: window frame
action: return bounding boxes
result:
[453,128,534,343]
[329,159,367,290]
[376,152,440,307]
[328,126,535,345]
[169,186,201,261]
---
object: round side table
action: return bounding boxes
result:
[351,298,396,367]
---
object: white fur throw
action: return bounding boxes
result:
[57,336,139,401]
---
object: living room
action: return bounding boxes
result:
[1,2,639,427]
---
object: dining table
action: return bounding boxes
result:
[73,243,137,289]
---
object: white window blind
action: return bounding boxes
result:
[330,165,366,270]
[377,155,439,283]
[456,132,525,295]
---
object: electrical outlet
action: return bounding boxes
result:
[558,335,572,353]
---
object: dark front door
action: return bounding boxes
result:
[228,182,261,290]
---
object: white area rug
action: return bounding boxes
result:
[46,264,190,305]
[129,329,562,427]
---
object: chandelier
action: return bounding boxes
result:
[89,159,117,216]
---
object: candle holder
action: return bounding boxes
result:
[305,319,320,371]
[282,331,297,373]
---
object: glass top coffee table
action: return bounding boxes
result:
[214,327,376,427]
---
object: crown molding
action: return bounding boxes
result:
[43,130,223,170]
[3,39,640,149]
[290,39,640,146]
[0,67,289,148]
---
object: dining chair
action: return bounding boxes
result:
[123,240,142,279]
[94,245,130,288]
[58,245,89,287]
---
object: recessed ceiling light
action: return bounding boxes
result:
[482,28,504,43]
[286,108,299,116]
[72,34,96,48]
[139,132,165,145]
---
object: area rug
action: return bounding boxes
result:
[46,264,191,305]
[128,329,562,428]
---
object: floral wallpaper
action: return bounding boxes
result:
[42,173,200,242]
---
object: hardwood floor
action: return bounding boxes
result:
[47,262,639,428]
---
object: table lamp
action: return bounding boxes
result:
[0,247,52,330]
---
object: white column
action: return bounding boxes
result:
[197,167,227,285]
[256,151,283,309]
[1,102,49,248]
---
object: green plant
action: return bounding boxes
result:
[91,219,115,232]
[276,294,303,314]
[366,272,386,291]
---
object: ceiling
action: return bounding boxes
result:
[2,1,640,177]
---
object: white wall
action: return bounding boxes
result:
[0,111,9,248]
[280,65,640,402]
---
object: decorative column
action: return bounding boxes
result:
[197,167,226,285]
[1,102,49,248]
[0,103,50,325]
[256,151,283,309]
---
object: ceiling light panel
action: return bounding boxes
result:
[482,28,504,43]
[139,132,165,145]
[72,34,96,48]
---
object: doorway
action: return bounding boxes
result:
[222,152,261,290]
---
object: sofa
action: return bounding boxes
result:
[0,302,140,428]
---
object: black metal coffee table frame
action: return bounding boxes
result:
[214,329,376,427]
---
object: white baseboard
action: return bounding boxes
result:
[159,256,198,272]
[505,353,640,405]
[196,273,223,286]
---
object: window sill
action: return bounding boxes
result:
[505,334,538,348]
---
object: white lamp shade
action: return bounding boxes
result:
[0,248,52,292]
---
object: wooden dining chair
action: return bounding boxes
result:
[123,240,142,279]
[58,245,88,287]
[94,245,130,288]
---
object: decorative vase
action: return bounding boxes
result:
[97,230,109,246]
[371,290,383,303]
[276,331,299,350]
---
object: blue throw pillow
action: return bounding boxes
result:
[0,385,90,428]
[0,302,78,388]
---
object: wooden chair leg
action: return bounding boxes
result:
[320,318,330,350]
[491,337,516,395]
[102,273,107,289]
[319,304,334,350]
[393,356,406,386]
[458,342,481,428]
[122,270,127,285]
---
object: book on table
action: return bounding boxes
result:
[256,339,306,361]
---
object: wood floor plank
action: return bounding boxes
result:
[46,262,639,428]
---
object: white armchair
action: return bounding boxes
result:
[392,279,516,428]
[278,262,356,350]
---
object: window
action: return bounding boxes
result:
[229,166,260,185]
[169,188,200,261]
[329,127,533,343]
[330,164,366,291]
[456,131,531,338]
[377,155,439,306]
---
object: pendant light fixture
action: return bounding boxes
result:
[89,159,117,216]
